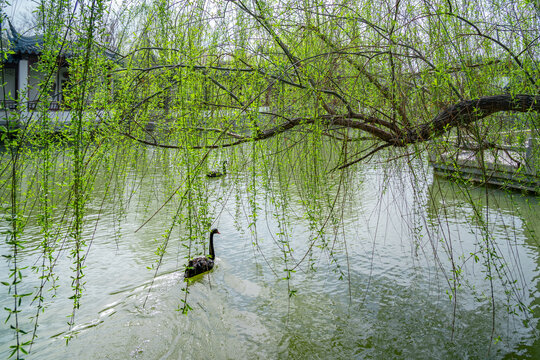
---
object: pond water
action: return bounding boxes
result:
[0,144,539,359]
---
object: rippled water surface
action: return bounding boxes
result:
[1,148,539,359]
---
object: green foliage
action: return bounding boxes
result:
[1,0,539,357]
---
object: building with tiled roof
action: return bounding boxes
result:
[1,19,70,113]
[1,17,119,119]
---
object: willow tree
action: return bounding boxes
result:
[1,0,539,357]
[110,0,539,161]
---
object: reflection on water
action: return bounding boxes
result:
[0,145,539,359]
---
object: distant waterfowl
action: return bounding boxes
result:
[207,161,227,178]
[184,228,220,278]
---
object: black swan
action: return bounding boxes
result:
[207,161,227,178]
[184,228,220,278]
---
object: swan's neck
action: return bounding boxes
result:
[209,232,215,259]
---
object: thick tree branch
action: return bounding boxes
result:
[396,94,540,146]
[119,95,539,168]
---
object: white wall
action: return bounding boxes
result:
[27,64,70,103]
[0,68,16,101]
[28,65,46,102]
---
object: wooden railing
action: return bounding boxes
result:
[1,100,68,111]
[27,101,65,111]
[0,100,18,110]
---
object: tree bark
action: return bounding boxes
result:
[393,94,540,146]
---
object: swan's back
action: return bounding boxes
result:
[184,256,215,278]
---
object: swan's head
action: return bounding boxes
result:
[211,228,220,235]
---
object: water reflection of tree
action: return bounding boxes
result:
[426,175,540,353]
